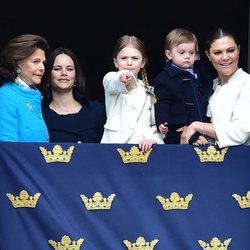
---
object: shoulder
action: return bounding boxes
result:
[88,100,106,113]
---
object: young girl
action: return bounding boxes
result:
[153,28,213,144]
[101,35,164,151]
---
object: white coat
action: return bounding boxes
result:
[207,68,250,148]
[101,70,164,144]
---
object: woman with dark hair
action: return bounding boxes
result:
[181,27,250,147]
[41,47,106,143]
[0,34,50,142]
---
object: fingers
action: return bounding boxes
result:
[159,123,168,134]
[139,140,156,152]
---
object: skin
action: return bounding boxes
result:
[18,48,46,86]
[49,53,81,115]
[113,45,155,152]
[159,42,197,136]
[180,35,240,145]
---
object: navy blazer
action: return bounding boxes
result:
[153,61,214,144]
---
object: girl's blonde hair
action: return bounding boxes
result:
[113,35,156,103]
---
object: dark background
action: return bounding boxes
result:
[0,1,249,102]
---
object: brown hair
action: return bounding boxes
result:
[0,34,49,85]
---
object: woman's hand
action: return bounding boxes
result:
[139,139,156,152]
[180,123,198,144]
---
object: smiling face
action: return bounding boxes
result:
[113,45,145,77]
[206,36,240,84]
[17,48,46,86]
[50,53,76,92]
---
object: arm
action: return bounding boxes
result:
[180,121,217,144]
[103,70,137,95]
[0,91,19,141]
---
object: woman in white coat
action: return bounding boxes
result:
[101,35,164,152]
[181,27,250,148]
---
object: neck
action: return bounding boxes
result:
[50,91,82,115]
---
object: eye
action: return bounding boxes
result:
[213,51,222,55]
[52,66,62,71]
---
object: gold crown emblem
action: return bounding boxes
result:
[194,146,228,163]
[123,236,159,250]
[117,146,152,164]
[232,190,250,209]
[198,237,232,250]
[80,192,116,210]
[156,192,193,210]
[48,235,84,250]
[39,144,74,163]
[6,190,41,208]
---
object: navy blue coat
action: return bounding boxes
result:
[153,61,214,144]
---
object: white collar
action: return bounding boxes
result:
[15,77,31,89]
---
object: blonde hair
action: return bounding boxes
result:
[165,28,199,62]
[113,35,156,103]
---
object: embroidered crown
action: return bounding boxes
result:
[48,235,84,250]
[194,146,228,163]
[156,192,193,210]
[123,236,159,250]
[80,192,116,210]
[232,190,250,209]
[198,237,232,250]
[6,190,41,208]
[117,146,152,164]
[39,144,74,163]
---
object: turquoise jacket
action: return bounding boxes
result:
[0,82,49,142]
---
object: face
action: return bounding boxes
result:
[113,45,145,76]
[17,48,46,86]
[206,36,239,84]
[50,53,76,92]
[165,42,197,68]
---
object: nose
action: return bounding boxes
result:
[222,52,229,60]
[127,59,132,65]
[61,68,67,75]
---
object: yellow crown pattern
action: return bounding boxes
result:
[156,192,193,210]
[117,146,152,164]
[194,146,228,163]
[80,192,116,210]
[123,236,159,250]
[39,144,74,163]
[232,190,250,209]
[6,190,41,208]
[198,237,232,250]
[48,235,84,250]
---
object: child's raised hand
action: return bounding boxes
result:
[119,73,132,85]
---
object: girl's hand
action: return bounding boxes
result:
[119,73,132,85]
[139,139,156,152]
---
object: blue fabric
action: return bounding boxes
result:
[0,83,49,142]
[0,143,249,249]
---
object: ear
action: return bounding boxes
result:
[113,58,118,68]
[165,50,171,60]
[205,51,211,61]
[140,59,146,68]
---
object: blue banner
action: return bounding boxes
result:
[0,143,249,249]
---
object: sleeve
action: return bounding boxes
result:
[215,82,250,148]
[154,77,171,128]
[148,104,165,144]
[103,70,137,95]
[0,91,19,141]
